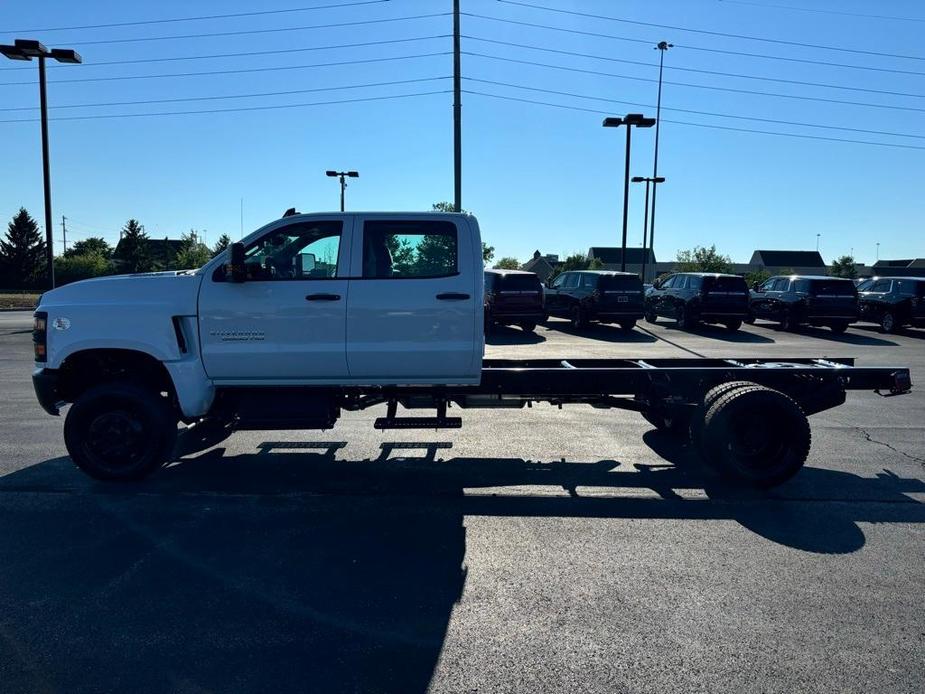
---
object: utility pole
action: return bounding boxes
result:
[648,41,672,274]
[60,215,67,254]
[453,0,462,212]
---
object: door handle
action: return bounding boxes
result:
[305,293,341,301]
[436,292,470,301]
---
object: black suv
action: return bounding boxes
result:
[644,272,749,330]
[749,275,858,333]
[544,270,644,330]
[857,276,925,333]
[484,269,546,332]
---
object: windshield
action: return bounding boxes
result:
[599,275,642,290]
[499,274,541,290]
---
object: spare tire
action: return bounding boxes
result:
[700,384,810,487]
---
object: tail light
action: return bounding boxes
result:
[33,311,48,362]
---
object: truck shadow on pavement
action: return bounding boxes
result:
[1,434,923,693]
[484,324,546,344]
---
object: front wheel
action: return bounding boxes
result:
[64,382,178,481]
[724,319,742,331]
[520,322,536,333]
[829,321,849,334]
[644,308,658,324]
[619,320,636,331]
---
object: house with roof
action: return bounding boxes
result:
[586,247,657,279]
[870,258,925,278]
[521,250,562,281]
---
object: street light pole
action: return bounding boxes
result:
[453,0,462,212]
[325,170,359,211]
[603,114,656,272]
[648,41,672,273]
[632,176,665,283]
[1,39,82,290]
[816,233,821,252]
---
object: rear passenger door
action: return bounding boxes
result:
[345,217,479,381]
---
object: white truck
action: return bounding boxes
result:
[31,211,912,487]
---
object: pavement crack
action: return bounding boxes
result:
[857,427,925,466]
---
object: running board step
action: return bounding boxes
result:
[374,417,462,429]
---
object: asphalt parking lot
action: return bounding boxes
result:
[1,310,923,693]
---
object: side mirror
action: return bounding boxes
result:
[752,282,762,292]
[227,242,247,283]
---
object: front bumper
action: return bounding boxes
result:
[32,368,63,415]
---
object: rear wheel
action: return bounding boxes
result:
[64,382,178,481]
[570,305,587,330]
[880,311,896,333]
[690,381,755,445]
[743,313,756,325]
[829,321,849,334]
[677,305,697,330]
[700,385,810,487]
[520,322,536,333]
[644,307,658,324]
[724,319,742,331]
[779,310,796,331]
[619,320,636,331]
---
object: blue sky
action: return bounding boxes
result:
[2,0,923,265]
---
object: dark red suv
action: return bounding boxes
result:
[484,269,546,333]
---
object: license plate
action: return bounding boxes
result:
[617,296,628,302]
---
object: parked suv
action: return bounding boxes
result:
[484,269,546,332]
[857,276,925,333]
[544,270,644,330]
[748,275,858,332]
[644,272,749,330]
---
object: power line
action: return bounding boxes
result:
[63,13,451,47]
[0,53,450,87]
[465,77,925,140]
[6,0,389,33]
[0,35,451,71]
[718,0,925,23]
[0,77,450,112]
[0,90,451,124]
[464,51,925,114]
[463,90,925,151]
[464,36,925,99]
[496,0,925,61]
[463,12,925,77]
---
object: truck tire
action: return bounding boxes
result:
[690,380,755,445]
[700,385,810,488]
[743,313,755,325]
[64,382,178,481]
[779,310,796,331]
[677,305,697,330]
[829,320,849,334]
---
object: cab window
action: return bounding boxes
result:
[240,221,342,281]
[563,273,580,289]
[362,220,457,279]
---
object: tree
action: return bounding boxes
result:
[212,233,232,256]
[431,200,493,264]
[675,245,732,273]
[54,253,113,285]
[493,257,521,270]
[547,252,589,282]
[588,257,604,270]
[0,208,47,289]
[830,255,858,279]
[176,230,212,269]
[65,236,113,259]
[745,269,771,288]
[115,219,153,273]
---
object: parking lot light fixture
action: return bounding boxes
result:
[1,39,82,290]
[326,170,359,212]
[603,114,656,271]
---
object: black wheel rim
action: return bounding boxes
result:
[727,410,789,474]
[84,407,150,473]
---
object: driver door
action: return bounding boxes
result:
[198,217,352,382]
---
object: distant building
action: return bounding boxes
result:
[522,250,562,281]
[870,258,925,278]
[748,250,826,275]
